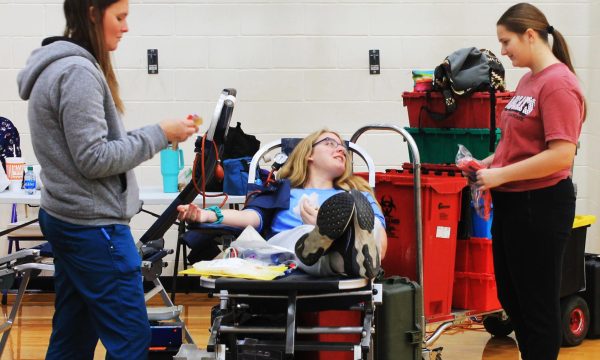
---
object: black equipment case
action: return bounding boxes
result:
[583,254,600,338]
[560,225,588,298]
[375,276,423,360]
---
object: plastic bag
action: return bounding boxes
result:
[179,226,294,280]
[224,226,296,266]
[455,144,491,220]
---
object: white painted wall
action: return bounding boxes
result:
[1,0,598,269]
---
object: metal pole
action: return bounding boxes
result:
[350,124,425,342]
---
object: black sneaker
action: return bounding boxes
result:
[295,192,355,266]
[348,189,380,279]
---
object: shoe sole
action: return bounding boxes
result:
[295,192,355,266]
[350,189,380,279]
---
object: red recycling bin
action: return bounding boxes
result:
[453,237,501,312]
[455,237,495,274]
[453,272,501,311]
[402,91,514,128]
[375,169,466,320]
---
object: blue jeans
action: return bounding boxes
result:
[39,209,150,360]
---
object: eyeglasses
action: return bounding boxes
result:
[312,137,347,153]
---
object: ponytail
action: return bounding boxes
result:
[549,29,574,74]
[549,29,586,120]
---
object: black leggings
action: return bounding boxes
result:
[491,178,575,360]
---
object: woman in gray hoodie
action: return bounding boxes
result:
[17,1,197,359]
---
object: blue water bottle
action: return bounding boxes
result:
[160,144,184,193]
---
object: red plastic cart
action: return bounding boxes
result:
[351,125,597,359]
[350,125,505,359]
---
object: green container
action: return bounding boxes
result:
[405,127,502,164]
[375,276,422,360]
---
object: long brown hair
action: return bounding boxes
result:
[497,2,586,119]
[277,129,374,197]
[63,0,124,113]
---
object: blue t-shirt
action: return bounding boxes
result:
[269,188,385,235]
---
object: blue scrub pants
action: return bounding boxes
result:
[39,209,150,360]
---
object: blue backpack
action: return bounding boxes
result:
[0,117,22,171]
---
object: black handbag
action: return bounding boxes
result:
[222,122,260,160]
[430,48,506,151]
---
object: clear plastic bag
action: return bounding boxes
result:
[455,144,491,220]
[224,226,296,266]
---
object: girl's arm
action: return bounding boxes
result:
[177,204,261,229]
[480,153,495,168]
[476,139,576,190]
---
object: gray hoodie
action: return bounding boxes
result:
[17,40,167,225]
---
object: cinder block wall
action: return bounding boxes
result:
[585,0,599,252]
[1,1,598,265]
